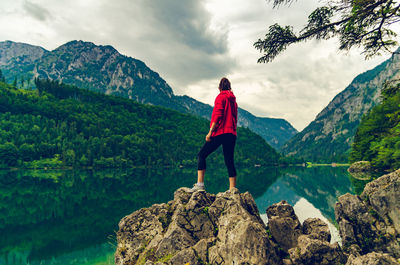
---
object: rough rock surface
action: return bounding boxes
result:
[115,187,281,265]
[266,200,302,252]
[287,235,345,265]
[335,169,400,259]
[302,218,331,242]
[346,252,399,265]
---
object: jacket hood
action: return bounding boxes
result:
[220,90,236,101]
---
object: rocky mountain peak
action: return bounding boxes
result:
[0,40,47,66]
[53,40,119,58]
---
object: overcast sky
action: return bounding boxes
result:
[0,0,393,130]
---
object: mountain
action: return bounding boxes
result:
[281,50,400,162]
[0,40,297,149]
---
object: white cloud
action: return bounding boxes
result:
[0,0,394,130]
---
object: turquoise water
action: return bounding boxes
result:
[0,166,355,264]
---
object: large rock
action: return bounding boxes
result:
[335,169,400,258]
[266,200,302,252]
[115,187,281,265]
[288,235,345,265]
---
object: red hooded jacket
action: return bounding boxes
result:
[210,90,238,137]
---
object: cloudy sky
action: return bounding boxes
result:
[0,0,394,130]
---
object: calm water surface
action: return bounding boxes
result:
[0,166,360,265]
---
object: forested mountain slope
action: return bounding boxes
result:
[281,50,400,162]
[0,80,279,168]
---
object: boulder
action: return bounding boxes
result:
[335,169,400,258]
[288,235,346,265]
[266,200,302,252]
[302,218,331,242]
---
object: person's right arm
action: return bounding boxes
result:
[206,122,217,142]
[210,95,225,126]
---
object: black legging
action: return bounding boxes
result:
[197,133,237,177]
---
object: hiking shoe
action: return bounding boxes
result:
[190,183,205,192]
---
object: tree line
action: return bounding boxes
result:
[0,78,280,168]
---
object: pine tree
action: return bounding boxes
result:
[13,77,17,88]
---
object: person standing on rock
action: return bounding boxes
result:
[191,77,238,192]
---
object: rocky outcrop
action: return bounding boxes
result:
[115,190,346,265]
[348,161,373,173]
[335,169,400,260]
[348,161,374,181]
[116,169,400,264]
[115,188,281,265]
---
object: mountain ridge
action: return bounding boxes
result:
[281,50,400,162]
[0,40,297,148]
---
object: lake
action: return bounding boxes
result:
[0,166,361,265]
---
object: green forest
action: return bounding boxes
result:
[0,79,280,169]
[350,81,400,171]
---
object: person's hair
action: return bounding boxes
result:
[219,77,231,91]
